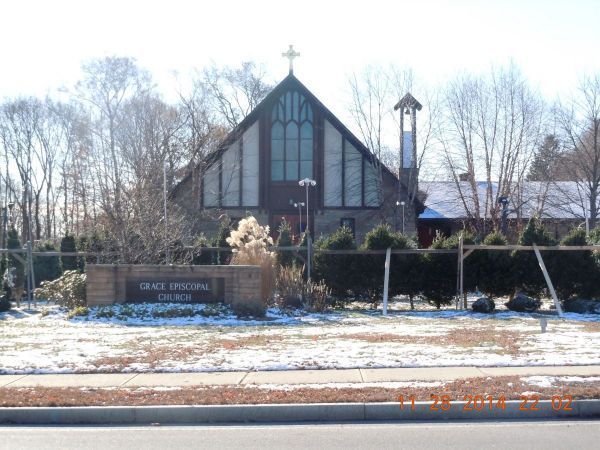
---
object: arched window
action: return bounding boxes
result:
[271,91,313,181]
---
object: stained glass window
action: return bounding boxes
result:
[271,91,313,181]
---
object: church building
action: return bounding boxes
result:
[173,48,423,242]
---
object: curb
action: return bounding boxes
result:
[1,400,599,424]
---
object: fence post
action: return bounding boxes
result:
[456,234,464,309]
[533,243,564,318]
[382,247,391,316]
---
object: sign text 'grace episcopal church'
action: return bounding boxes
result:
[172,46,423,242]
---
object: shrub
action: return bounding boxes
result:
[551,228,599,299]
[226,216,275,305]
[276,220,294,268]
[231,300,265,318]
[151,306,195,318]
[358,224,421,307]
[191,234,214,265]
[587,226,600,284]
[67,306,89,319]
[359,224,399,305]
[33,241,62,286]
[275,265,305,308]
[60,234,80,272]
[512,218,555,296]
[304,279,331,312]
[470,232,513,299]
[34,270,86,308]
[313,226,358,300]
[94,306,116,319]
[213,217,233,264]
[421,232,475,308]
[0,290,10,313]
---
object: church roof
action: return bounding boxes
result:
[419,181,592,221]
[172,73,401,196]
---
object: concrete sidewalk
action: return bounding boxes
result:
[2,365,600,388]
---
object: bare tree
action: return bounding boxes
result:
[202,61,272,128]
[437,65,545,235]
[555,74,600,228]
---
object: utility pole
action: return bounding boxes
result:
[164,160,169,264]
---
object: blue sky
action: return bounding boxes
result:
[1,0,599,122]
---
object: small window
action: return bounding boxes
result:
[340,218,355,237]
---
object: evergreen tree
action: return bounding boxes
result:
[526,135,563,181]
[276,220,294,267]
[33,241,62,286]
[60,234,79,271]
[191,234,213,265]
[551,228,599,299]
[212,217,232,264]
[421,232,476,308]
[313,226,357,300]
[471,231,512,299]
[360,224,422,308]
[512,218,556,296]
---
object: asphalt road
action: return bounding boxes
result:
[0,420,599,449]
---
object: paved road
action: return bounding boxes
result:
[0,420,598,449]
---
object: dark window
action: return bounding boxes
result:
[271,91,313,181]
[340,218,355,237]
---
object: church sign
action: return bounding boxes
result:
[125,277,225,303]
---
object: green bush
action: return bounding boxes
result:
[67,306,89,319]
[512,218,556,296]
[276,220,294,267]
[421,232,475,308]
[213,218,233,265]
[191,234,214,265]
[470,232,513,299]
[588,226,600,269]
[60,234,80,272]
[313,226,358,300]
[550,228,599,299]
[0,290,10,312]
[231,300,265,318]
[33,241,62,286]
[358,224,421,307]
[34,270,86,308]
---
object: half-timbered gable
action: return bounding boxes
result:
[174,73,418,242]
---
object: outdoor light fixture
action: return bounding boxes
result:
[298,178,316,235]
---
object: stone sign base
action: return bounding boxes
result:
[86,264,261,307]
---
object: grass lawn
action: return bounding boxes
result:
[1,300,599,375]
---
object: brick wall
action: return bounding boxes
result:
[86,264,261,307]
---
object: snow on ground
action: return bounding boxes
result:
[0,301,599,374]
[522,376,600,388]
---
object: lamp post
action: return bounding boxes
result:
[298,178,316,280]
[298,178,316,235]
[293,202,305,236]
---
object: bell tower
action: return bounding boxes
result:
[394,93,422,202]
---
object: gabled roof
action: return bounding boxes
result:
[172,73,401,196]
[419,181,594,221]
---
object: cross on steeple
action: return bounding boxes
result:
[282,45,300,74]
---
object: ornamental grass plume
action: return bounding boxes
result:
[226,216,275,304]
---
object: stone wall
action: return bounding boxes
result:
[86,264,261,307]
